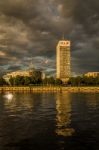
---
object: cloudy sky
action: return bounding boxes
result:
[0,0,99,76]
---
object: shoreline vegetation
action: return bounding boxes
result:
[0,86,99,93]
[0,75,99,93]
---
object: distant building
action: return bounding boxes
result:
[56,39,71,82]
[41,72,46,80]
[84,72,99,78]
[3,68,45,82]
[3,70,32,82]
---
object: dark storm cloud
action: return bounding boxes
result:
[0,0,99,75]
[7,65,22,72]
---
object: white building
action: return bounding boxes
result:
[3,70,33,82]
[3,68,45,82]
[84,72,99,78]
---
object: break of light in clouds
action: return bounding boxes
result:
[0,0,99,76]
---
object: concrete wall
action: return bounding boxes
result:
[0,86,99,93]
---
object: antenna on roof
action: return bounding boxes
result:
[62,33,65,40]
[29,57,34,69]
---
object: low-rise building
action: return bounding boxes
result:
[84,72,99,78]
[41,72,46,80]
[3,68,45,83]
[3,70,32,81]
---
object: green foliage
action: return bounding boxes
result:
[47,77,55,85]
[23,77,31,86]
[2,75,99,86]
[42,77,55,85]
[55,78,62,85]
[68,76,99,86]
[9,76,24,86]
[42,77,62,85]
[42,78,48,85]
[31,71,42,84]
[9,77,14,86]
[0,77,7,86]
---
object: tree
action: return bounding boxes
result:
[55,79,62,85]
[68,77,77,86]
[31,70,42,84]
[9,76,24,86]
[42,77,55,85]
[68,76,99,86]
[0,77,7,86]
[9,77,14,86]
[46,77,55,85]
[24,77,31,86]
[42,78,48,85]
[75,76,82,86]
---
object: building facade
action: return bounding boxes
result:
[84,72,99,78]
[56,40,71,82]
[3,68,45,83]
[3,70,33,82]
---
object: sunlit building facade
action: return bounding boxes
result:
[56,39,71,82]
[84,72,99,78]
[3,68,45,83]
[3,70,33,82]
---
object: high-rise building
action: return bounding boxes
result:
[56,39,71,82]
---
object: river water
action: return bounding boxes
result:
[0,93,99,150]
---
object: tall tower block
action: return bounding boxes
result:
[56,40,71,82]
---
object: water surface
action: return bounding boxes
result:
[0,93,99,150]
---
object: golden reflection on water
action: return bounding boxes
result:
[56,93,75,137]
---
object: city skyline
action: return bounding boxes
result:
[0,0,99,76]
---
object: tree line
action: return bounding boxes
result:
[0,75,99,86]
[68,76,99,86]
[0,75,62,86]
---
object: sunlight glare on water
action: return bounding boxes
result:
[4,92,13,101]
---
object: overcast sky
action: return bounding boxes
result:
[0,0,99,76]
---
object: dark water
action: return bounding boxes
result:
[0,93,99,150]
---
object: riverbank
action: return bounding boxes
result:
[0,86,99,93]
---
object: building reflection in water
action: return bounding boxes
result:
[56,93,75,137]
